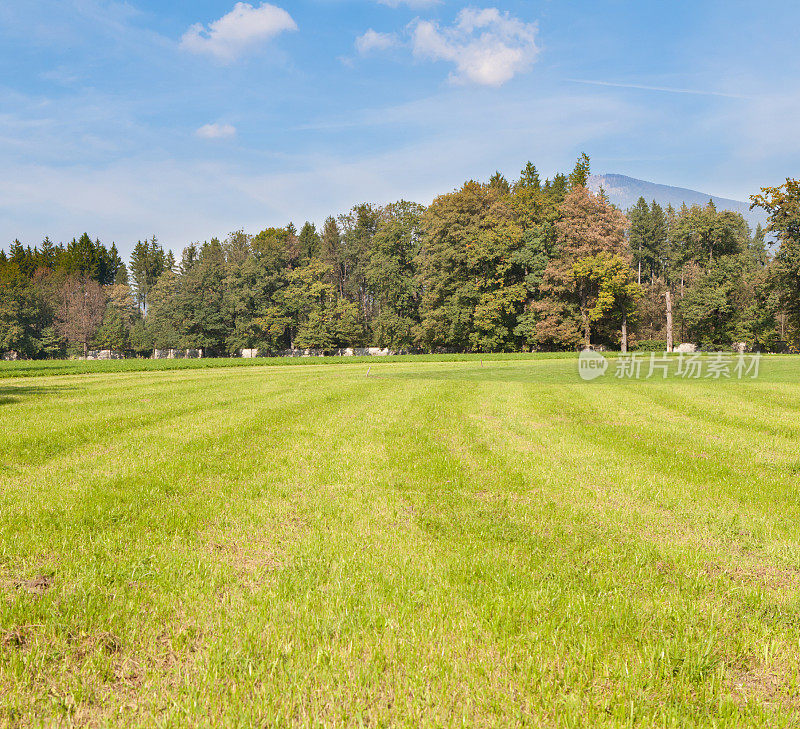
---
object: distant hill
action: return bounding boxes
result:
[587,174,767,231]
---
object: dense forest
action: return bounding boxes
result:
[1,157,798,358]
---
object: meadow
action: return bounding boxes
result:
[1,354,800,727]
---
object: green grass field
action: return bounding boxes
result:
[2,355,800,727]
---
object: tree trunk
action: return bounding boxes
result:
[582,309,591,349]
[665,290,673,353]
[637,241,642,286]
[621,311,628,353]
[579,287,591,349]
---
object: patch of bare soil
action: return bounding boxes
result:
[204,509,309,590]
[703,558,800,593]
[726,666,800,710]
[1,623,203,726]
[15,574,54,596]
[210,538,286,577]
[1,625,35,649]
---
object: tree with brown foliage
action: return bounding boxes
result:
[534,187,631,349]
[57,275,106,357]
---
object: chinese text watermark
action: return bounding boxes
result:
[578,351,761,382]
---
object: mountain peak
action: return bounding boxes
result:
[587,174,767,230]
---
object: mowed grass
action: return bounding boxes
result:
[1,356,800,727]
[0,352,576,379]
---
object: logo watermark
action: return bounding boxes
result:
[577,351,761,381]
[578,350,609,381]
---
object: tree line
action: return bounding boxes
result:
[1,156,798,358]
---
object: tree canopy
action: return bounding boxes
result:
[0,159,792,358]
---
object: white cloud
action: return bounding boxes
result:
[356,29,398,55]
[411,8,539,86]
[196,123,237,139]
[180,2,297,62]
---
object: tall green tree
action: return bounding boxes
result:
[0,264,54,357]
[129,236,167,313]
[568,153,591,189]
[416,180,519,351]
[173,239,230,352]
[298,222,320,262]
[366,201,424,350]
[320,217,343,294]
[751,178,800,344]
[339,203,380,327]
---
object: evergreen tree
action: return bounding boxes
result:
[0,263,53,357]
[173,239,230,351]
[628,197,650,284]
[488,171,510,195]
[339,203,380,327]
[514,162,541,191]
[568,153,591,189]
[320,216,343,294]
[39,237,57,270]
[129,236,166,313]
[298,222,320,261]
[648,201,668,278]
[146,270,181,349]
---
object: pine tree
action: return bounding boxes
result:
[39,237,57,270]
[320,216,343,294]
[129,236,166,313]
[628,197,650,284]
[298,222,320,261]
[515,162,541,191]
[105,243,124,285]
[568,153,591,189]
[488,171,510,195]
[66,233,100,280]
[648,200,668,279]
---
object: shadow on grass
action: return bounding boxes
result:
[0,385,78,406]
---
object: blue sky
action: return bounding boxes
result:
[1,0,798,256]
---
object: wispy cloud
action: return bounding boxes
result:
[180,2,297,62]
[567,78,749,99]
[196,123,237,139]
[355,29,398,55]
[0,89,644,254]
[377,0,441,7]
[411,8,539,87]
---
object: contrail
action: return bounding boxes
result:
[566,78,748,99]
